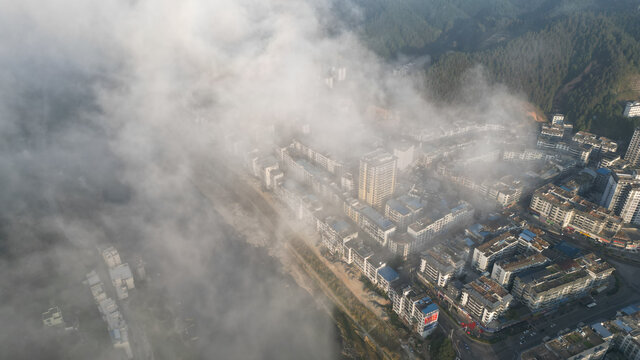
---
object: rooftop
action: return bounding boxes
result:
[419,302,439,315]
[360,205,395,230]
[378,266,399,283]
[386,199,411,216]
[109,263,133,281]
[464,276,511,309]
[476,231,520,256]
[547,326,605,359]
[498,253,549,272]
[361,149,396,167]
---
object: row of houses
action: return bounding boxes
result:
[436,163,524,207]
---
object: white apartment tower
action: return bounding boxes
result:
[625,127,640,167]
[358,149,397,209]
[601,170,640,224]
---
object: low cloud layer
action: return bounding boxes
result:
[0,1,536,359]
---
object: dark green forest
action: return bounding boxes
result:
[334,0,640,142]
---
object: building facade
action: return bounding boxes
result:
[358,149,397,209]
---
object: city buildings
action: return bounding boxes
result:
[384,194,425,232]
[601,169,640,224]
[541,123,565,139]
[392,140,415,171]
[436,164,525,206]
[471,230,548,273]
[511,255,614,312]
[341,239,400,295]
[551,114,565,126]
[102,247,135,300]
[530,184,623,242]
[316,216,358,257]
[625,127,640,167]
[376,266,400,293]
[406,201,474,253]
[624,101,640,118]
[42,307,64,327]
[102,246,122,268]
[419,246,465,288]
[344,197,396,247]
[490,252,550,289]
[358,149,397,209]
[291,138,344,176]
[85,270,132,359]
[572,131,618,154]
[390,284,440,337]
[522,326,610,360]
[460,276,513,325]
[109,263,135,300]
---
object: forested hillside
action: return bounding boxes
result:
[335,0,640,141]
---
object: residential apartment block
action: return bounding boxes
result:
[460,276,513,325]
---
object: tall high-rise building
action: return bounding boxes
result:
[620,186,640,224]
[624,127,640,166]
[358,149,397,209]
[601,169,640,224]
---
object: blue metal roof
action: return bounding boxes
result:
[614,319,633,333]
[591,323,612,339]
[520,230,536,242]
[377,266,399,282]
[464,237,475,246]
[596,168,611,175]
[621,304,640,316]
[421,303,439,315]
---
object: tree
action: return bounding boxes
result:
[437,338,456,360]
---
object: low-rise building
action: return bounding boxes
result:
[102,247,122,268]
[393,140,415,171]
[512,256,613,312]
[471,232,521,272]
[85,271,132,359]
[407,201,474,253]
[385,195,425,232]
[541,124,565,139]
[419,247,465,288]
[572,131,618,154]
[389,284,439,337]
[460,276,512,325]
[376,266,400,293]
[491,252,550,290]
[291,138,344,176]
[471,230,548,273]
[344,198,396,247]
[109,263,135,300]
[624,101,640,118]
[345,239,374,274]
[522,326,609,360]
[42,307,64,327]
[530,184,623,243]
[317,216,358,257]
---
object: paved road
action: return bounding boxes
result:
[435,304,499,360]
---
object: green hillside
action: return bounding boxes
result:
[335,0,640,141]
